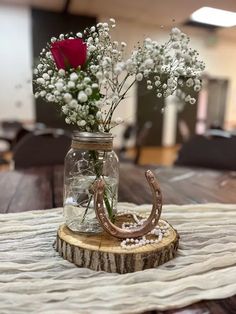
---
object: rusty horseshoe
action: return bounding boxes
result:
[94,170,162,239]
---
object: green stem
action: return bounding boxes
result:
[89,150,114,221]
[81,194,93,223]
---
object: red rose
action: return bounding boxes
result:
[50,38,87,70]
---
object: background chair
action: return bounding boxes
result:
[134,121,152,164]
[118,121,152,165]
[174,134,236,170]
[13,129,71,169]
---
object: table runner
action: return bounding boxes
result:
[0,203,236,314]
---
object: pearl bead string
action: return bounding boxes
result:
[116,210,170,250]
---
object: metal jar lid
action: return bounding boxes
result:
[72,132,114,150]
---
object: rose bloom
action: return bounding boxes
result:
[50,38,87,70]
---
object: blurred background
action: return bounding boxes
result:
[1,0,236,169]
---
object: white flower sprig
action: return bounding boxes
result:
[33,19,205,132]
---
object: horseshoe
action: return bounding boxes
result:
[94,170,162,239]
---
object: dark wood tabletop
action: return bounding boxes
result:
[1,163,236,313]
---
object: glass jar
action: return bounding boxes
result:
[63,132,119,234]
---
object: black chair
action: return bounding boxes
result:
[175,135,236,170]
[1,120,22,130]
[134,121,152,164]
[118,121,152,165]
[13,129,71,169]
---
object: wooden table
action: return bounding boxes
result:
[1,163,236,313]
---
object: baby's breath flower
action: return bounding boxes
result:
[194,85,201,92]
[115,117,123,124]
[78,120,86,126]
[96,72,103,79]
[36,78,45,85]
[42,73,50,80]
[144,59,154,69]
[34,19,204,132]
[190,98,196,104]
[186,78,194,87]
[96,111,102,119]
[136,73,143,81]
[95,100,103,108]
[84,77,91,83]
[88,45,96,53]
[171,27,181,35]
[85,87,92,96]
[58,69,65,76]
[40,91,46,97]
[65,117,71,124]
[76,32,82,38]
[64,93,72,103]
[69,100,78,108]
[68,81,75,89]
[55,82,64,91]
[92,83,99,89]
[78,91,88,103]
[185,95,191,102]
[62,105,68,114]
[70,73,78,81]
[109,18,116,24]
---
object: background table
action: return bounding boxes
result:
[1,163,236,313]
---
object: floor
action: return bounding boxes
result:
[0,152,12,171]
[126,145,179,166]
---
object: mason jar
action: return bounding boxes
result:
[63,132,119,234]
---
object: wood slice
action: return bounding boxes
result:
[56,218,179,274]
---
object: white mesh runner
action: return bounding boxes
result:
[0,203,236,314]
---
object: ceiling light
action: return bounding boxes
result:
[191,7,236,27]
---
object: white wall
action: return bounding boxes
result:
[0,4,34,121]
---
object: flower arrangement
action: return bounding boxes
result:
[33,18,205,132]
[33,19,205,232]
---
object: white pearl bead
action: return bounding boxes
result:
[118,210,168,249]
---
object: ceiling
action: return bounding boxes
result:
[2,0,236,39]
